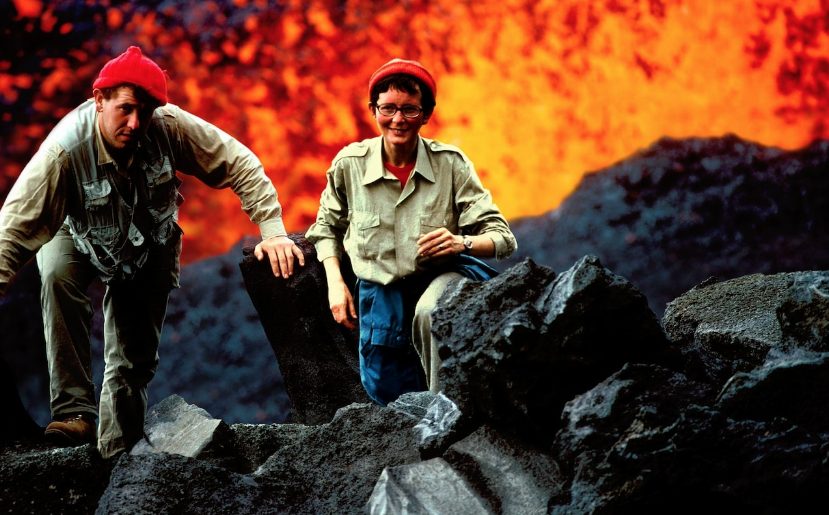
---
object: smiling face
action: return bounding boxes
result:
[93,85,158,157]
[372,86,430,160]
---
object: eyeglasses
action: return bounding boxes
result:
[375,103,423,118]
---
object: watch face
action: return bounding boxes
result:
[463,237,473,249]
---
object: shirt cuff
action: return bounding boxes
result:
[259,218,287,240]
[485,232,511,260]
[313,239,342,262]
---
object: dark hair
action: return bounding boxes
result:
[369,74,436,117]
[99,84,159,108]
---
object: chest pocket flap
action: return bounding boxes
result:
[82,180,112,208]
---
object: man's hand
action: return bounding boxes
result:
[254,235,305,278]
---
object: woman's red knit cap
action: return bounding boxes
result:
[367,58,436,99]
[92,46,168,105]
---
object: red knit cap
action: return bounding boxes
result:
[367,58,436,100]
[92,46,168,105]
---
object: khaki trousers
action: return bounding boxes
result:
[411,271,462,393]
[37,226,174,458]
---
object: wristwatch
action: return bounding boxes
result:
[462,236,473,253]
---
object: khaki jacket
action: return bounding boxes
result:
[306,136,516,285]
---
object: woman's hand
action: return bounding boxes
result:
[328,279,357,330]
[417,228,463,258]
[322,256,357,330]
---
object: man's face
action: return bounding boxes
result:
[93,86,157,155]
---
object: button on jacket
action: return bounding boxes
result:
[306,136,517,285]
[0,100,287,294]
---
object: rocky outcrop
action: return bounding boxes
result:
[662,271,829,385]
[239,234,369,424]
[434,256,672,447]
[3,250,829,513]
[504,136,829,315]
[546,271,829,512]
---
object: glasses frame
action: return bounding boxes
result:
[374,103,424,119]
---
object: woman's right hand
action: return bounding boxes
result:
[328,279,357,330]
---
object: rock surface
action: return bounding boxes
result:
[3,257,829,513]
[130,395,229,459]
[504,136,829,315]
[434,255,671,447]
[239,234,369,424]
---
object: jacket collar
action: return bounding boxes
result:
[362,137,436,186]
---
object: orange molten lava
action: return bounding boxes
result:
[2,0,828,263]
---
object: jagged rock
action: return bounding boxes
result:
[131,395,230,459]
[716,351,829,433]
[253,402,422,514]
[216,422,315,474]
[368,425,563,514]
[503,137,829,315]
[0,443,112,514]
[549,405,829,513]
[239,234,369,424]
[413,392,467,459]
[154,239,289,424]
[433,256,670,446]
[552,363,713,478]
[367,458,493,514]
[442,426,563,513]
[96,452,280,515]
[662,271,829,386]
[387,390,438,421]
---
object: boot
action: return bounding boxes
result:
[44,413,96,446]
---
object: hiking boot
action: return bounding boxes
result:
[44,413,96,446]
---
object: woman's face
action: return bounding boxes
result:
[373,87,429,150]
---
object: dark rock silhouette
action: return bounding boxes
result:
[3,255,829,512]
[504,136,829,315]
[434,256,671,448]
[239,234,369,424]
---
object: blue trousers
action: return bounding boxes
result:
[356,255,498,406]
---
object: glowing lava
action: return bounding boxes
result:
[2,0,828,262]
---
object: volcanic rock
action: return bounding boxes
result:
[505,136,829,315]
[3,259,829,513]
[0,443,112,514]
[239,234,369,424]
[130,394,230,459]
[662,270,829,385]
[252,402,422,514]
[433,255,671,447]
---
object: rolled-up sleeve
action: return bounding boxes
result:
[165,105,286,239]
[0,146,69,295]
[454,160,517,260]
[305,163,349,261]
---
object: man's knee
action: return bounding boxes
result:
[40,258,78,290]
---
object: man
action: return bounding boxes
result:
[0,46,304,458]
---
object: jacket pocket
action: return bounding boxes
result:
[144,155,181,219]
[419,214,451,235]
[352,210,381,259]
[82,179,112,209]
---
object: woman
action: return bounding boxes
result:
[306,58,516,405]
